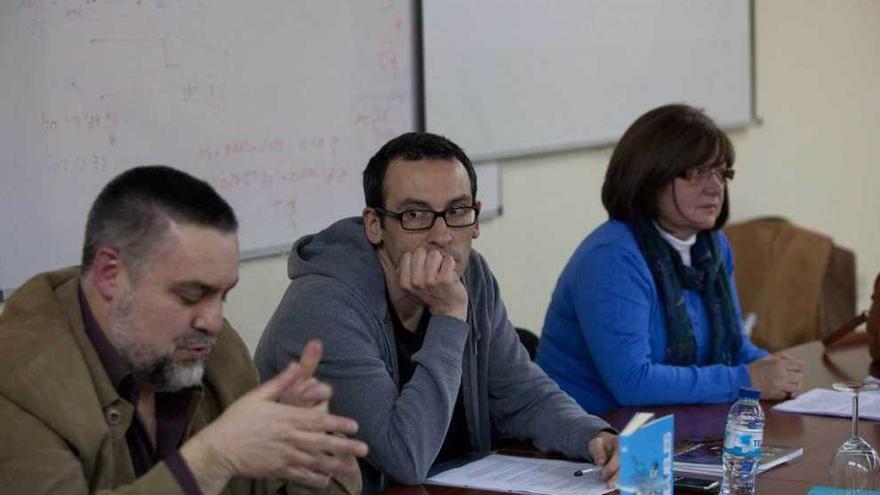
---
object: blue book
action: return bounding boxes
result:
[617,413,674,495]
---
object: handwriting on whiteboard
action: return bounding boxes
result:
[42,111,119,132]
[208,166,352,193]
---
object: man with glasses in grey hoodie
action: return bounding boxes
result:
[255,132,618,493]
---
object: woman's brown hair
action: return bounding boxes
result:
[601,103,734,230]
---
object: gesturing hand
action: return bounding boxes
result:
[182,359,368,492]
[275,339,361,484]
[278,339,331,409]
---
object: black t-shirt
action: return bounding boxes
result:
[389,302,471,465]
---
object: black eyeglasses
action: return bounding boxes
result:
[374,205,480,231]
[679,166,735,184]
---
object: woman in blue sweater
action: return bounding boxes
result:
[537,104,804,415]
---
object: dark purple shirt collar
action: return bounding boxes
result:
[78,284,132,392]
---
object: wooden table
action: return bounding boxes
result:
[380,334,880,495]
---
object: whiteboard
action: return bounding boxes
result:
[0,0,456,297]
[422,0,754,161]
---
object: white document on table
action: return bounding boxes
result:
[773,387,880,421]
[425,454,613,495]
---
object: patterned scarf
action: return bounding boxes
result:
[630,217,741,365]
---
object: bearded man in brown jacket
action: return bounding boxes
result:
[0,166,367,495]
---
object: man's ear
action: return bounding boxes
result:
[88,247,129,302]
[362,207,384,246]
[472,200,482,240]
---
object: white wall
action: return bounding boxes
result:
[476,0,880,339]
[487,0,880,335]
[3,0,879,355]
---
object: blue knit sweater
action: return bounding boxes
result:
[537,220,768,415]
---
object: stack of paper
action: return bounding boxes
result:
[425,454,613,495]
[773,388,880,421]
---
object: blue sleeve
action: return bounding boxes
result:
[574,240,752,406]
[718,231,769,364]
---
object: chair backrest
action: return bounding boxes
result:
[515,327,539,361]
[724,217,856,351]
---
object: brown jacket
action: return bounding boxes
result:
[724,218,841,351]
[0,267,361,495]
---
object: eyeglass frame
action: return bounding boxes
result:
[373,205,481,231]
[678,165,735,184]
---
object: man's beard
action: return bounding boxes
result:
[108,290,213,392]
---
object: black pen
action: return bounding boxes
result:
[573,466,600,477]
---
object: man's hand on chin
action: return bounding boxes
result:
[378,247,468,322]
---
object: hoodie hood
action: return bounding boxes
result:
[288,216,388,316]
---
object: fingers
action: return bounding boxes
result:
[278,449,354,487]
[748,353,804,399]
[774,353,803,395]
[287,429,369,459]
[247,360,305,402]
[589,437,607,466]
[589,433,620,487]
[285,340,325,406]
[271,430,366,486]
[294,408,361,437]
[785,357,804,373]
[776,352,804,371]
[602,441,620,487]
[280,449,362,488]
[272,340,329,407]
[280,378,332,407]
[398,248,455,290]
[439,253,457,282]
[284,466,332,489]
[783,370,803,396]
[297,380,333,405]
[424,249,443,286]
[394,247,468,319]
[409,249,428,288]
[298,340,323,379]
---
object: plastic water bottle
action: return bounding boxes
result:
[720,387,764,495]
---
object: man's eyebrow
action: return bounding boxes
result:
[445,195,473,206]
[395,199,432,209]
[173,279,238,295]
[172,281,217,294]
[395,195,473,210]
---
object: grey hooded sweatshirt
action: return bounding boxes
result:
[254,217,612,491]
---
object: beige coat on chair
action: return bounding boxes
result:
[724,217,855,351]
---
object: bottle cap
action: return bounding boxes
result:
[739,387,761,400]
